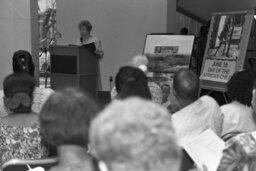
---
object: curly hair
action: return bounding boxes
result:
[90,97,181,171]
[39,88,98,147]
[227,69,255,106]
[78,20,93,32]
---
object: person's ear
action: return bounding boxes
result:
[172,88,178,99]
[169,88,181,113]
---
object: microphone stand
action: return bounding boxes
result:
[39,38,55,88]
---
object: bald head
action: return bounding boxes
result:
[173,69,199,101]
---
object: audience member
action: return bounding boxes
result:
[90,97,181,171]
[131,54,163,104]
[39,88,99,171]
[0,50,54,117]
[0,73,50,166]
[111,55,163,104]
[170,68,223,145]
[217,76,256,171]
[221,69,256,138]
[115,66,152,100]
[161,84,171,107]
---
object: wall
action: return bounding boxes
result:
[0,0,38,88]
[178,0,256,21]
[167,0,177,33]
[56,0,168,91]
[176,12,203,36]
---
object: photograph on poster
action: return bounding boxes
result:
[144,35,195,73]
[207,14,245,60]
[148,72,176,105]
[154,46,179,54]
[146,54,191,73]
[143,35,194,104]
[148,72,175,84]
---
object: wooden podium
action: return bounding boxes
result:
[49,45,98,99]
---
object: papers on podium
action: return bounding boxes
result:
[182,129,225,171]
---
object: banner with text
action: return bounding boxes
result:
[200,60,236,82]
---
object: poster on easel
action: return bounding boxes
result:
[143,34,195,82]
[200,10,254,92]
[143,34,195,104]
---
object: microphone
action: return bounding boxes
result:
[80,37,83,44]
[109,76,113,90]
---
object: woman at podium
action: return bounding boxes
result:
[78,20,103,90]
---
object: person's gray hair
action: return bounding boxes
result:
[130,54,148,72]
[90,97,181,171]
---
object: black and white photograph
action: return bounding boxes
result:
[207,14,245,60]
[1,1,256,171]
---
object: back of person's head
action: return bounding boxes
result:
[12,50,35,77]
[39,87,98,147]
[227,69,255,106]
[180,27,188,35]
[115,66,152,100]
[90,97,181,171]
[173,69,199,102]
[3,72,35,113]
[199,25,209,37]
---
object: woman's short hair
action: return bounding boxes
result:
[90,97,181,171]
[39,88,98,147]
[115,66,151,100]
[227,69,255,106]
[3,73,35,113]
[78,20,93,32]
[12,50,35,77]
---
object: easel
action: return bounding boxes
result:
[199,10,255,105]
[203,88,229,104]
[199,84,229,105]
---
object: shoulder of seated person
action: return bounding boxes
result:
[220,101,241,111]
[200,95,219,106]
[0,89,4,95]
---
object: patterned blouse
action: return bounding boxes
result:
[148,81,162,104]
[0,122,49,166]
[217,131,256,171]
